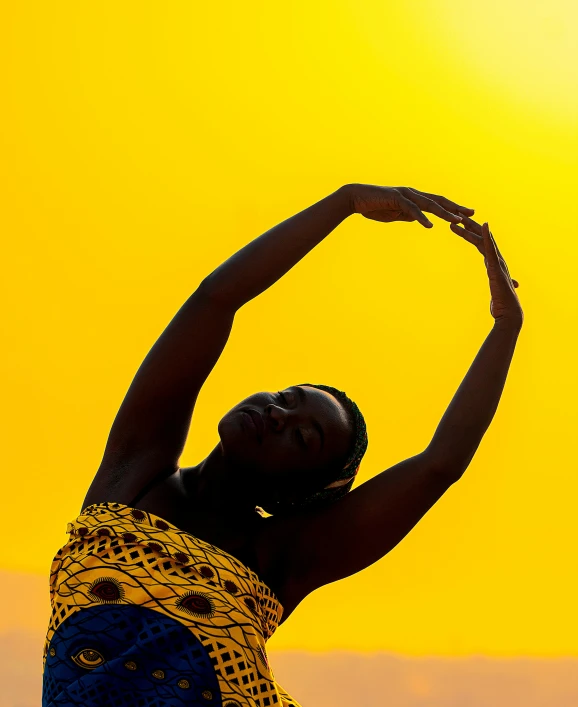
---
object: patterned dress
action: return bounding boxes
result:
[42,502,302,707]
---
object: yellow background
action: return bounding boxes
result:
[1,1,576,655]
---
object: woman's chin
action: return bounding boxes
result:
[219,410,261,450]
[218,416,260,468]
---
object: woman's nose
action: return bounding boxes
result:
[266,404,290,429]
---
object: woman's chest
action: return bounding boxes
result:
[129,470,289,609]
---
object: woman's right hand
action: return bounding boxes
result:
[450,218,523,326]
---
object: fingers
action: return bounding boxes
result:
[398,187,464,225]
[482,222,500,265]
[395,186,476,227]
[395,187,519,287]
[452,221,520,288]
[482,223,519,288]
[450,221,484,254]
[396,193,434,228]
[453,215,484,237]
[405,187,475,218]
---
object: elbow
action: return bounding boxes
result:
[197,277,236,310]
[425,443,477,483]
[426,453,471,484]
[441,465,467,483]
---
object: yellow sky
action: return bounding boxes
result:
[1,1,576,655]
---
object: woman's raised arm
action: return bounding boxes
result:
[200,183,471,308]
[277,221,523,605]
[86,187,353,507]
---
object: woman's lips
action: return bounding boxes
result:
[241,410,262,442]
[247,409,265,439]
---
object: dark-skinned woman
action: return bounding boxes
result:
[42,184,523,707]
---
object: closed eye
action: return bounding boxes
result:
[296,428,307,449]
[277,391,308,450]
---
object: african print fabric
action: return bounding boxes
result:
[42,502,302,707]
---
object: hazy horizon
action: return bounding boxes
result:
[3,569,578,706]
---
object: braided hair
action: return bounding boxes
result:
[259,383,368,516]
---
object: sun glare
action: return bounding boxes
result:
[356,0,577,123]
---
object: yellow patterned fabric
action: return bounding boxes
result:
[42,502,302,707]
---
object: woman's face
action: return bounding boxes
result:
[218,385,355,498]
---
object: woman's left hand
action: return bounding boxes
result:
[345,183,475,228]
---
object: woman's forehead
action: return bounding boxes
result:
[296,386,351,430]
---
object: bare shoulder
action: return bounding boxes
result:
[82,455,180,515]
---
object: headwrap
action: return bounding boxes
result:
[268,383,368,514]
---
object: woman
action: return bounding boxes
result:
[42,183,523,706]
